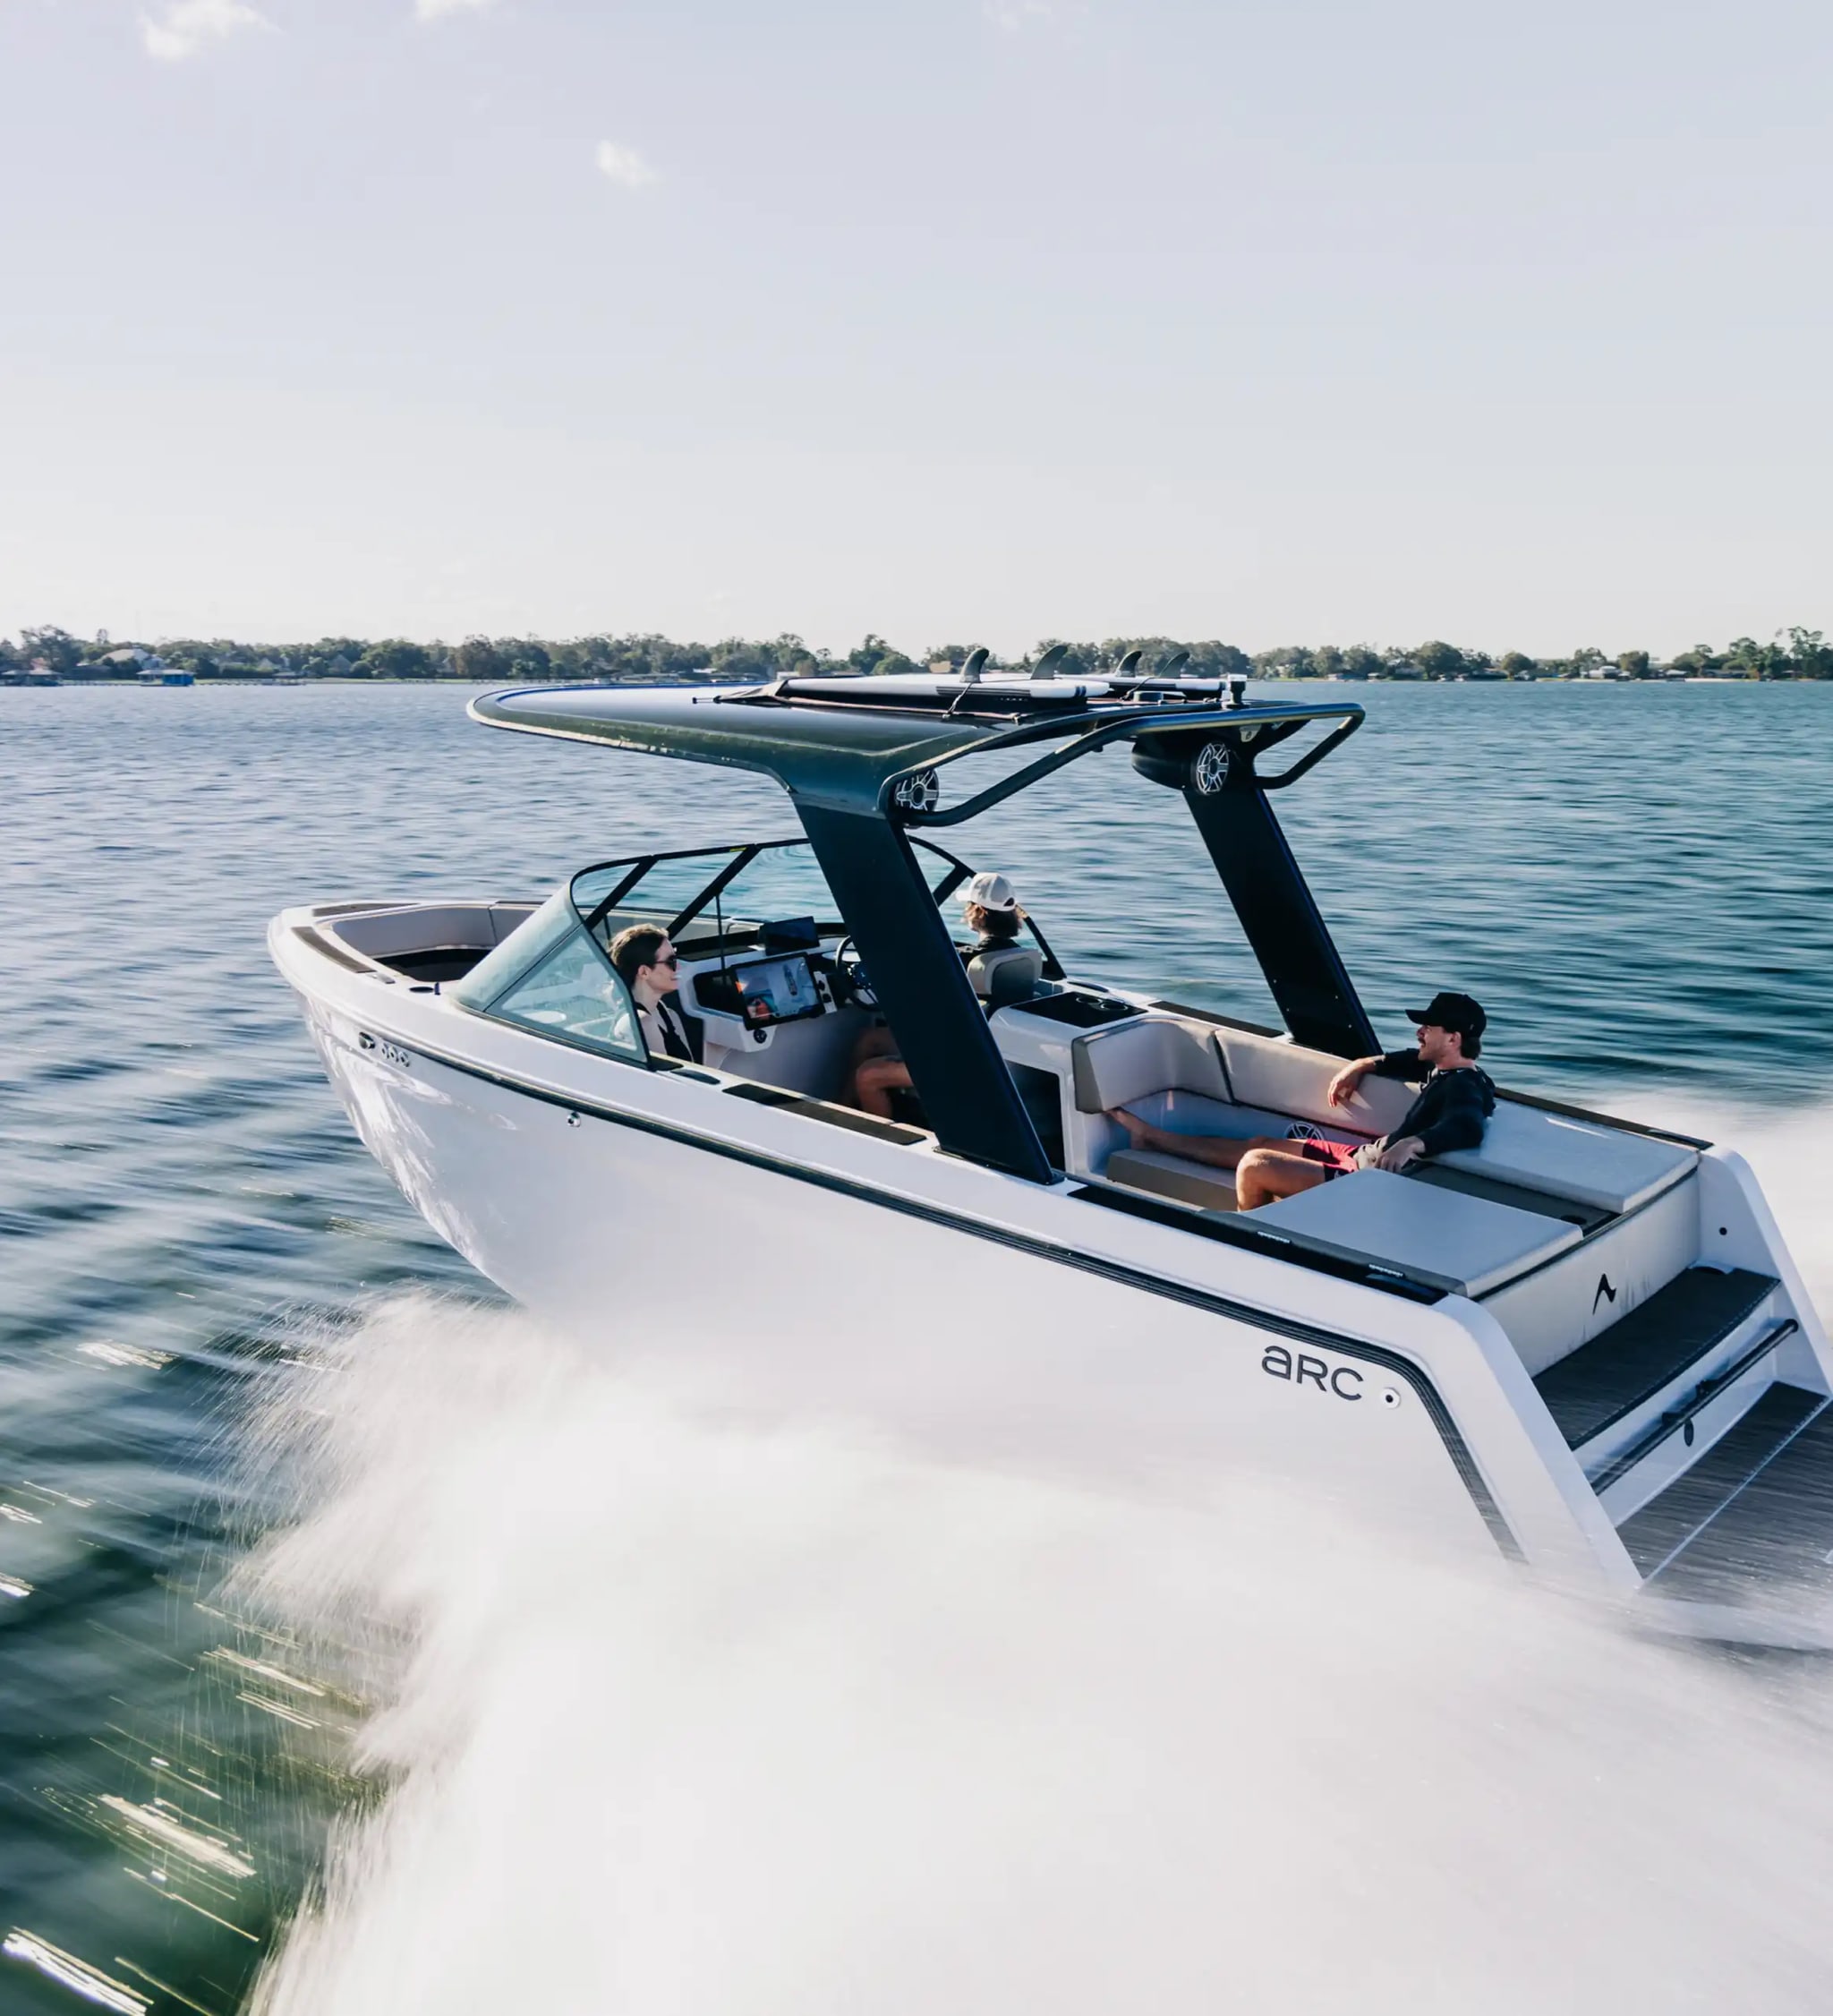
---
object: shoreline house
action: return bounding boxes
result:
[64,646,161,680]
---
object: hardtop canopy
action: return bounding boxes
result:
[469,674,1363,818]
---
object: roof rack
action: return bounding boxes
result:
[763,671,1248,722]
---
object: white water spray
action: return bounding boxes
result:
[247,1106,1833,2015]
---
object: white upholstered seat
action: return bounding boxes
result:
[1071,1015,1690,1232]
[1070,1017,1232,1113]
[1436,1104,1695,1215]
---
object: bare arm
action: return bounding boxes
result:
[1327,1055,1385,1108]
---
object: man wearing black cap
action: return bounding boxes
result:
[1231,989,1494,1207]
[1108,989,1494,1210]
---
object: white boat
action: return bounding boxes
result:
[271,661,1833,1645]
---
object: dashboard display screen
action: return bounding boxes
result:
[731,953,822,1025]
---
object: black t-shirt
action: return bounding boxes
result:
[1370,1049,1496,1156]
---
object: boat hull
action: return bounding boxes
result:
[275,927,1574,1569]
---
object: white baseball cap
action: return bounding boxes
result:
[961,870,1019,913]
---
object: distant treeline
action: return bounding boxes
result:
[5,624,1831,682]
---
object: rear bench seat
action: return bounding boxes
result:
[1073,1016,1701,1299]
[1070,1014,1411,1212]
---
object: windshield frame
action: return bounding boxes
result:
[569,835,1065,979]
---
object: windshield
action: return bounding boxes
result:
[448,888,648,1066]
[450,833,1065,1078]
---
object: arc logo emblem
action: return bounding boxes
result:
[1262,1343,1363,1401]
[1593,1274,1617,1312]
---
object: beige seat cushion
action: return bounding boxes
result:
[1215,1029,1415,1137]
[1104,1148,1238,1213]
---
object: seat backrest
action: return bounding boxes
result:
[1070,1017,1232,1113]
[1214,1028,1415,1137]
[969,944,1044,1010]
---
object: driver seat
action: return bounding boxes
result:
[968,944,1044,1011]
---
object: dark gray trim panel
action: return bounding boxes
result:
[293,925,374,976]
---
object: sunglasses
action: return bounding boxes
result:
[652,953,678,970]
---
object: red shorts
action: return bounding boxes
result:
[1297,1138,1361,1180]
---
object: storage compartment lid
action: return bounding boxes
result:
[1253,1169,1582,1297]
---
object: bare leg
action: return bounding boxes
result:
[846,1024,905,1114]
[1106,1108,1282,1172]
[1234,1147,1333,1211]
[853,1056,912,1119]
[851,1024,899,1067]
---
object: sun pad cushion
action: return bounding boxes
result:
[1253,1169,1582,1297]
[1437,1103,1696,1214]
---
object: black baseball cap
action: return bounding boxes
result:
[1406,990,1487,1042]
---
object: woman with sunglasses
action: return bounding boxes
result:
[608,924,696,1062]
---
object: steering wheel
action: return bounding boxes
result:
[831,937,878,1010]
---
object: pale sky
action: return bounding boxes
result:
[3,0,1829,657]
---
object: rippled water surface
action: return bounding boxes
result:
[2,680,1831,2013]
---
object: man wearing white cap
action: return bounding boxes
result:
[958,870,1026,960]
[845,871,1027,1117]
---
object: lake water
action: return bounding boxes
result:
[3,679,1832,2014]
